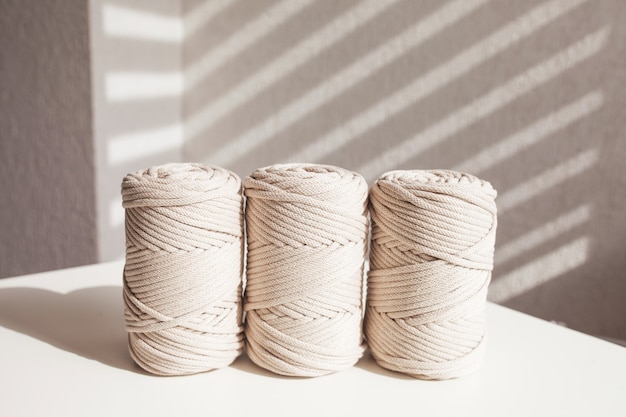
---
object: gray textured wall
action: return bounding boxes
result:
[0,0,97,278]
[182,0,626,340]
[89,0,182,263]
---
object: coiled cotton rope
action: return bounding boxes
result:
[121,163,244,375]
[244,164,369,377]
[364,170,497,380]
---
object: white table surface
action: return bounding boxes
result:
[0,261,624,417]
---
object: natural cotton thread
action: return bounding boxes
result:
[364,170,497,379]
[121,163,244,375]
[244,164,369,377]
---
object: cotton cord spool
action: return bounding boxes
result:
[364,170,497,380]
[121,163,244,375]
[244,164,369,377]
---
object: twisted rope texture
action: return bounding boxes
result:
[365,170,497,379]
[122,163,244,375]
[244,164,369,376]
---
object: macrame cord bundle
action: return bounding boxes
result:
[243,163,369,377]
[365,170,497,379]
[121,163,244,375]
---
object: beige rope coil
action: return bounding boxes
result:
[364,170,497,380]
[121,163,244,375]
[244,163,369,376]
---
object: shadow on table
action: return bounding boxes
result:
[354,350,415,380]
[229,351,306,380]
[0,285,142,374]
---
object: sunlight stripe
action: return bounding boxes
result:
[185,0,313,89]
[213,0,489,166]
[497,148,599,214]
[489,237,589,302]
[103,4,182,43]
[185,0,401,141]
[184,0,238,39]
[293,0,593,165]
[454,91,603,174]
[496,205,591,265]
[357,27,609,180]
